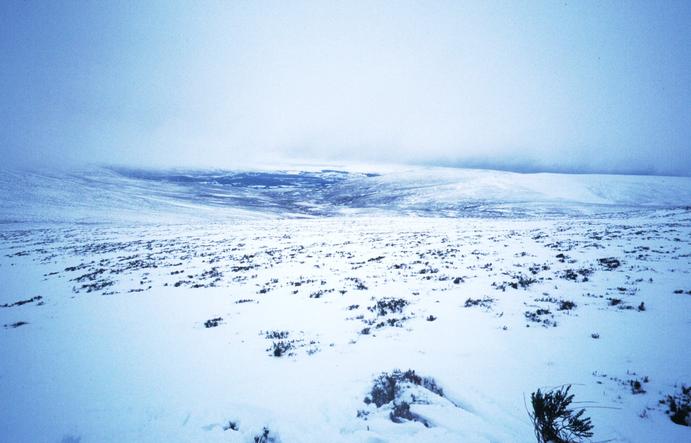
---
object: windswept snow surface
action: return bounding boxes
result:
[1,165,690,442]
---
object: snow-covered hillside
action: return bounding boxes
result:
[1,166,690,442]
[1,165,690,223]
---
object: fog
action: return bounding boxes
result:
[2,1,690,175]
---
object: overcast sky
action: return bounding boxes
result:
[1,1,690,175]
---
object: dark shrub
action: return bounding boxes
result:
[529,385,594,443]
[254,427,277,443]
[597,257,621,270]
[663,385,690,426]
[369,298,408,316]
[630,379,646,394]
[269,341,293,357]
[365,369,443,408]
[366,372,399,407]
[464,297,494,308]
[4,321,28,328]
[265,330,289,340]
[390,401,414,423]
[0,295,43,308]
[525,309,556,327]
[204,317,222,328]
[560,268,592,282]
[558,300,576,311]
[364,369,443,426]
[517,274,538,288]
[222,421,239,431]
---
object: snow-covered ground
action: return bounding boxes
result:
[1,166,690,442]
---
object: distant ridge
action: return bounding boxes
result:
[1,165,690,224]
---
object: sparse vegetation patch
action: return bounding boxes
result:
[369,298,408,316]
